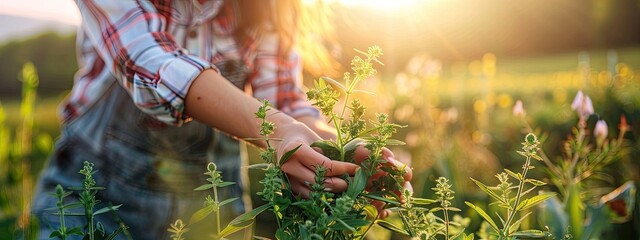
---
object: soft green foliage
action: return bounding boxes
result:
[249,47,436,239]
[170,161,248,240]
[49,161,126,240]
[519,91,636,240]
[167,219,189,240]
[47,185,83,240]
[465,133,555,240]
[0,62,55,239]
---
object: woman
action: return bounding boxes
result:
[32,0,410,239]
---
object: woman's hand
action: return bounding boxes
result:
[275,122,359,198]
[353,145,413,218]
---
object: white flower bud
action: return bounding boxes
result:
[594,120,608,140]
[513,100,526,117]
[571,90,594,120]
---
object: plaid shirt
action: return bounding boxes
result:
[64,0,318,126]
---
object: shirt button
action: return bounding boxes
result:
[188,30,198,38]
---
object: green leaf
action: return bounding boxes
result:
[189,205,215,225]
[194,184,213,191]
[376,220,409,236]
[218,218,253,239]
[67,227,84,236]
[245,163,270,169]
[346,168,367,198]
[567,184,584,238]
[384,139,406,146]
[93,204,121,216]
[463,233,475,240]
[450,228,466,240]
[448,207,462,212]
[411,197,436,205]
[363,204,378,218]
[507,212,532,234]
[312,140,342,161]
[351,89,376,95]
[465,202,500,233]
[228,203,272,226]
[64,202,84,209]
[219,197,239,207]
[279,144,302,166]
[362,193,401,205]
[219,203,272,238]
[353,48,368,56]
[218,182,236,188]
[517,192,556,211]
[330,218,356,232]
[537,195,568,239]
[320,77,347,92]
[104,225,127,240]
[430,207,443,213]
[470,178,505,204]
[511,229,552,238]
[525,179,547,186]
[49,230,63,238]
[504,169,522,181]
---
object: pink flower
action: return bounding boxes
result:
[594,120,608,140]
[571,91,594,120]
[513,100,526,117]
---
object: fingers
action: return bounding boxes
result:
[282,143,357,197]
[286,170,350,198]
[386,156,412,182]
[285,143,359,176]
[371,200,390,219]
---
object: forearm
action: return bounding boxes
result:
[184,69,314,147]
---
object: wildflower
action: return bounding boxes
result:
[570,91,594,120]
[594,120,608,140]
[513,100,526,118]
[619,115,630,133]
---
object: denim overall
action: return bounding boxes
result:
[32,61,249,239]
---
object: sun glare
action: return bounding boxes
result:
[335,0,432,10]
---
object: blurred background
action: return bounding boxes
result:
[1,0,639,239]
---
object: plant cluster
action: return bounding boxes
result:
[249,46,423,239]
[515,91,636,239]
[48,161,127,240]
[465,133,555,240]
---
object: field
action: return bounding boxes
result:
[1,47,640,239]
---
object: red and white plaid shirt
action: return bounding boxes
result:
[64,0,318,126]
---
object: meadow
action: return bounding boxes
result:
[1,46,639,239]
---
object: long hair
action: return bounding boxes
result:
[235,0,339,76]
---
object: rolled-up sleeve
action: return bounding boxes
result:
[249,32,320,119]
[76,0,215,125]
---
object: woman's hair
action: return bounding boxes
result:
[235,0,339,76]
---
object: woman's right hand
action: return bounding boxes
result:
[275,122,360,199]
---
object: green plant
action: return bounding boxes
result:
[0,62,54,239]
[465,133,555,239]
[168,160,269,240]
[516,91,636,239]
[48,185,83,240]
[48,161,126,240]
[246,46,443,239]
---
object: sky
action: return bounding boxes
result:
[0,0,81,25]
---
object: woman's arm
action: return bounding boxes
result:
[185,69,358,198]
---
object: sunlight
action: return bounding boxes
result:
[335,0,434,10]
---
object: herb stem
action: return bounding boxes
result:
[213,180,221,237]
[444,207,450,240]
[503,155,531,236]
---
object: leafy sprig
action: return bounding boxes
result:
[465,133,555,239]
